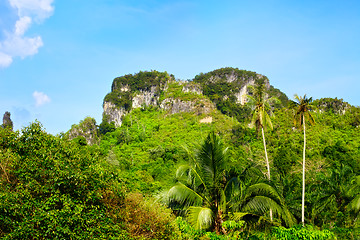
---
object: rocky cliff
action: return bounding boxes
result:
[66,117,99,145]
[193,67,286,106]
[101,68,289,128]
[1,111,13,130]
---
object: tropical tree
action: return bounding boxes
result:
[293,94,315,226]
[247,79,279,181]
[164,132,229,234]
[247,79,279,221]
[163,132,295,234]
[308,163,355,226]
[227,163,296,229]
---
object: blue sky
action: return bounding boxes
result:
[1,0,360,134]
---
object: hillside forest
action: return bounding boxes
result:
[1,68,360,239]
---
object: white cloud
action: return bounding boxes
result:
[0,52,13,68]
[33,91,51,107]
[15,16,32,35]
[9,0,54,22]
[0,0,54,68]
[1,32,43,58]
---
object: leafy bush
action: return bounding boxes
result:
[104,90,132,110]
[111,70,171,93]
[120,193,180,240]
[0,122,127,239]
[270,225,336,240]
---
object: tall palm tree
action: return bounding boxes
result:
[247,79,279,221]
[247,79,279,181]
[163,132,295,234]
[293,94,315,226]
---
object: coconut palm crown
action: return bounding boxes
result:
[163,132,295,234]
[293,94,315,128]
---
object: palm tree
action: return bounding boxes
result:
[247,79,279,181]
[247,79,279,221]
[165,132,229,234]
[227,165,296,229]
[293,94,315,226]
[163,132,295,234]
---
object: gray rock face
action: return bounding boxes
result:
[182,82,202,95]
[132,86,159,108]
[200,69,271,105]
[103,102,128,127]
[227,73,270,105]
[234,79,255,105]
[103,79,215,127]
[160,98,214,115]
[2,111,13,130]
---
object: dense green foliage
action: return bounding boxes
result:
[270,225,336,240]
[159,81,206,102]
[0,122,126,239]
[313,97,351,114]
[111,70,173,93]
[2,67,360,239]
[104,90,132,110]
[0,122,179,239]
[99,106,238,194]
[97,96,360,238]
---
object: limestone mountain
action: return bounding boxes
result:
[101,67,289,128]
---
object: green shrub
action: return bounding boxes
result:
[120,193,180,240]
[270,225,336,240]
[0,122,126,239]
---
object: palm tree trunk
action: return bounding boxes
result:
[214,209,226,235]
[261,127,271,180]
[261,127,273,221]
[302,115,306,226]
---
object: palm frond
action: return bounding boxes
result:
[349,195,360,213]
[230,212,250,221]
[264,112,273,131]
[187,206,214,230]
[293,94,316,128]
[243,196,282,215]
[245,183,282,204]
[246,94,257,110]
[306,111,316,126]
[250,110,259,129]
[243,196,295,227]
[267,96,281,106]
[167,182,204,207]
[219,189,227,213]
[176,164,192,180]
[197,132,227,187]
[294,94,301,103]
[175,164,205,190]
[347,176,360,213]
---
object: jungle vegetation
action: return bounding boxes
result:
[1,69,360,239]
